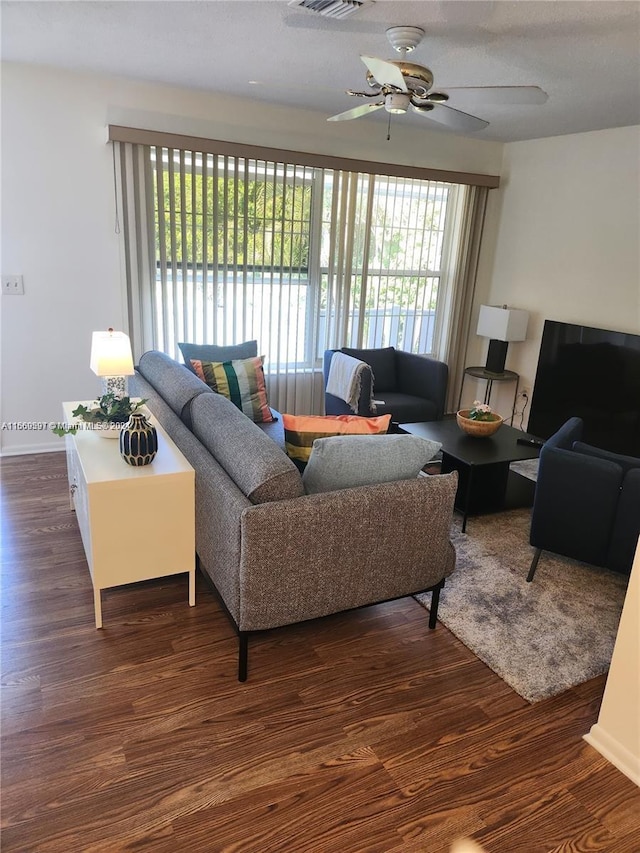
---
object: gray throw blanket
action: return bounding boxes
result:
[326,352,376,414]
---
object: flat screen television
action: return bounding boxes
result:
[528,319,640,456]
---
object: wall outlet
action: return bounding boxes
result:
[2,275,24,295]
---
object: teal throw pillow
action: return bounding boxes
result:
[302,433,442,494]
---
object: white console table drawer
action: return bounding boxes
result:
[63,401,195,628]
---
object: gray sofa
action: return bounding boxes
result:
[132,350,458,680]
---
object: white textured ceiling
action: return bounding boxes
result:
[2,0,640,143]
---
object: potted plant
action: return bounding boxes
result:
[53,393,147,438]
[456,400,503,437]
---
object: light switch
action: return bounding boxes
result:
[2,275,24,295]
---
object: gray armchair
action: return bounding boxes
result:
[527,416,640,581]
[323,346,448,425]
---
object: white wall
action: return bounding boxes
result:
[584,539,640,786]
[0,62,504,455]
[465,126,640,422]
[3,62,638,453]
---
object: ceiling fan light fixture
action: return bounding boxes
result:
[385,92,410,114]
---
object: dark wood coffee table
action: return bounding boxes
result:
[400,418,542,532]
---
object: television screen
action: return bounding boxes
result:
[528,320,640,456]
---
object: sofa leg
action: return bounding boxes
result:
[527,548,542,583]
[238,632,248,682]
[429,579,445,629]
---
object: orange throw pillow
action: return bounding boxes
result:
[282,413,392,465]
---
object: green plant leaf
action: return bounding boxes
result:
[53,396,148,437]
[51,424,79,437]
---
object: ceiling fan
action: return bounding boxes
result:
[327,26,548,133]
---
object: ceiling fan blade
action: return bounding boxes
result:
[327,102,385,122]
[441,86,548,105]
[412,102,489,133]
[360,55,408,92]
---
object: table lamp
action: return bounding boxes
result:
[90,328,134,397]
[477,305,529,374]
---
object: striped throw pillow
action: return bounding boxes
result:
[282,413,392,467]
[191,356,274,423]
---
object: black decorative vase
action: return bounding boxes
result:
[119,412,158,466]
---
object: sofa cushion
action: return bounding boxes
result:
[302,434,442,494]
[136,350,211,426]
[342,346,397,392]
[282,413,392,467]
[178,340,258,373]
[256,409,286,449]
[371,392,440,424]
[191,356,274,423]
[190,393,303,504]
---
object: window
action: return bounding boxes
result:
[318,172,452,359]
[113,128,494,413]
[150,148,455,371]
[151,150,314,367]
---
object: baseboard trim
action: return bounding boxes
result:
[584,724,640,787]
[0,444,65,457]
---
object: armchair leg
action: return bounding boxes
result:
[238,632,248,682]
[527,549,542,583]
[429,578,446,629]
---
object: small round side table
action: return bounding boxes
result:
[457,366,520,421]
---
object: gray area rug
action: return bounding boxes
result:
[416,508,628,703]
[509,458,539,481]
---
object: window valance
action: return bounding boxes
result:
[107,125,500,190]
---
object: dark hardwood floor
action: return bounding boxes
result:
[1,452,638,853]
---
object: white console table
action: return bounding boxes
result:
[63,402,195,628]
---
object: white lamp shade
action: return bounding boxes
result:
[477,305,529,342]
[90,330,134,377]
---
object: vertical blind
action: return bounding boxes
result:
[115,135,490,414]
[151,149,315,364]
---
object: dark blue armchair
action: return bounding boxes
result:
[527,417,640,581]
[323,346,448,425]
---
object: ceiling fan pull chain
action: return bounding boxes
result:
[386,112,392,141]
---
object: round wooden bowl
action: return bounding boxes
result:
[456,410,504,437]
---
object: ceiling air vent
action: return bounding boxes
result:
[288,0,372,20]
